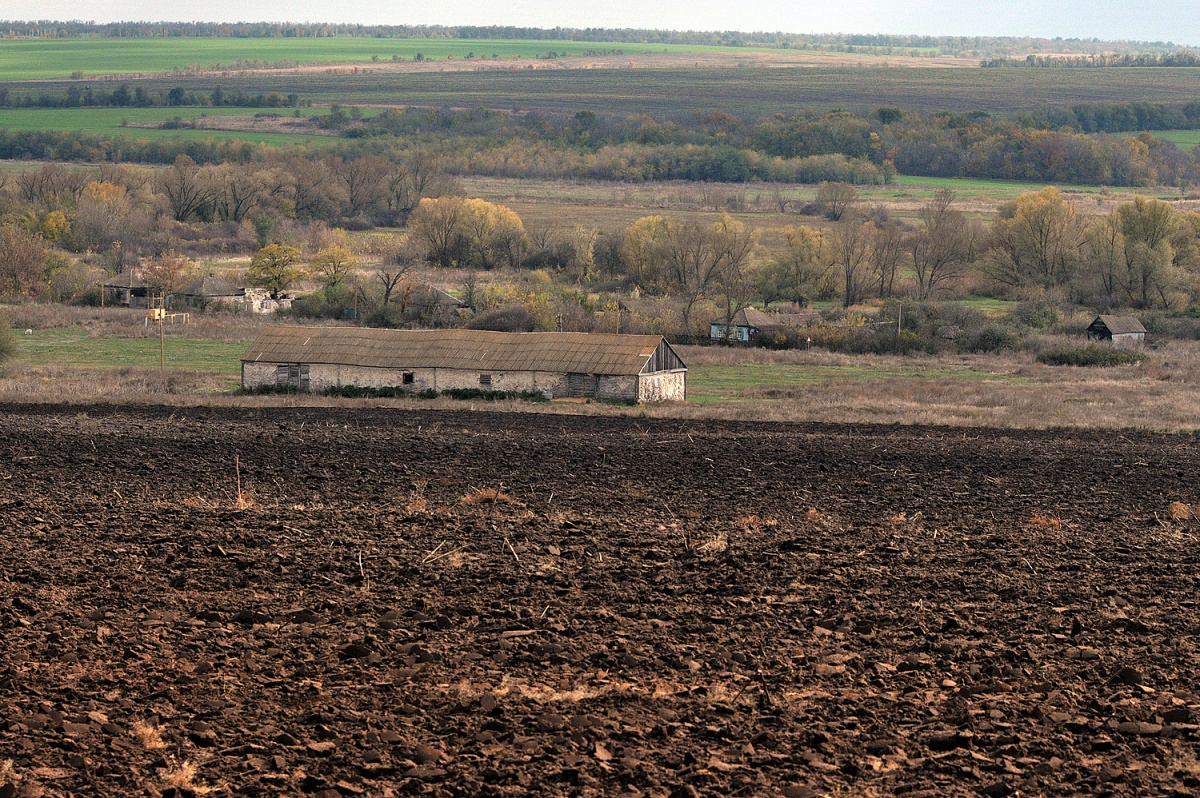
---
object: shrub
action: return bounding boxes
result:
[958,324,1021,353]
[1036,346,1147,367]
[0,312,14,362]
[1011,301,1062,330]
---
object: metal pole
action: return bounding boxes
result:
[159,317,165,370]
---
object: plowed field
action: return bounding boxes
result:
[2,404,1200,797]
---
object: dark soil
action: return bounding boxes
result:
[2,404,1200,797]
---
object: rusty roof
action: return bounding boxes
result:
[1093,315,1146,335]
[241,326,681,376]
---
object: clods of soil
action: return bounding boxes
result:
[2,404,1200,797]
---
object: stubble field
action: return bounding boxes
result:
[2,404,1199,797]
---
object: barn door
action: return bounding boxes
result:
[566,373,599,398]
[275,364,310,390]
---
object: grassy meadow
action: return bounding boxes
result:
[5,310,1200,432]
[0,107,334,145]
[0,38,747,80]
[1155,130,1200,150]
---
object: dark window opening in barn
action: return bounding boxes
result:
[275,364,309,390]
[402,372,414,385]
[479,373,492,386]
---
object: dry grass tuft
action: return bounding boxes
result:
[1028,511,1062,530]
[234,490,255,511]
[405,479,429,515]
[696,530,729,554]
[131,720,166,750]
[1170,501,1194,520]
[737,514,777,531]
[806,508,826,524]
[160,760,218,795]
[460,487,518,505]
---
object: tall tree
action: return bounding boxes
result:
[247,244,303,299]
[909,188,974,300]
[987,187,1083,291]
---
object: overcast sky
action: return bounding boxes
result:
[7,1,1199,46]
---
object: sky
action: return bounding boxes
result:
[4,1,1198,46]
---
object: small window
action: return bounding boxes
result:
[402,372,415,385]
[479,373,492,386]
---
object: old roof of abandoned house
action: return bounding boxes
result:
[242,326,683,375]
[1092,315,1146,335]
[102,271,146,289]
[715,307,821,329]
[180,274,240,297]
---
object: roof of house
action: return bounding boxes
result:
[713,307,821,329]
[102,271,146,289]
[241,326,683,376]
[180,275,240,297]
[1092,315,1146,335]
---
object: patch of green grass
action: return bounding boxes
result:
[687,361,1022,404]
[15,328,246,375]
[0,38,754,80]
[955,296,1019,317]
[1152,130,1200,149]
[0,107,333,145]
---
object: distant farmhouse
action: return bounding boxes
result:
[1086,315,1146,349]
[241,327,687,403]
[710,307,821,342]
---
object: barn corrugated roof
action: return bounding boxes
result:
[1095,315,1146,335]
[241,326,674,376]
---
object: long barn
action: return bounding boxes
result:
[241,326,687,403]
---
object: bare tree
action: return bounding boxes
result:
[868,219,906,299]
[815,182,860,221]
[158,155,215,222]
[909,188,974,300]
[0,225,49,298]
[830,216,874,307]
[141,251,192,306]
[213,164,265,223]
[374,236,423,309]
[336,155,388,218]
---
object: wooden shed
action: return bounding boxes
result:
[241,326,687,403]
[1087,315,1146,349]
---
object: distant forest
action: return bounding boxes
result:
[0,21,1190,59]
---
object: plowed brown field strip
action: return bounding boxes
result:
[2,405,1199,797]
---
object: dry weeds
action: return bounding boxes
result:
[1028,511,1063,530]
[696,530,729,554]
[460,487,518,505]
[160,760,218,795]
[131,720,166,750]
[1169,501,1194,520]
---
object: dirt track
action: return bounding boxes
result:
[2,404,1200,797]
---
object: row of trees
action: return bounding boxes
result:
[4,97,1200,187]
[2,152,455,258]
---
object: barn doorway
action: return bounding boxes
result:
[275,364,310,390]
[565,373,599,398]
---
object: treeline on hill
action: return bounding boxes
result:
[4,151,1200,351]
[0,22,1184,57]
[4,101,1200,187]
[984,51,1200,68]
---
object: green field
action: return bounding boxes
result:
[687,361,1020,404]
[1154,130,1200,149]
[16,328,246,375]
[0,107,334,145]
[0,38,749,81]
